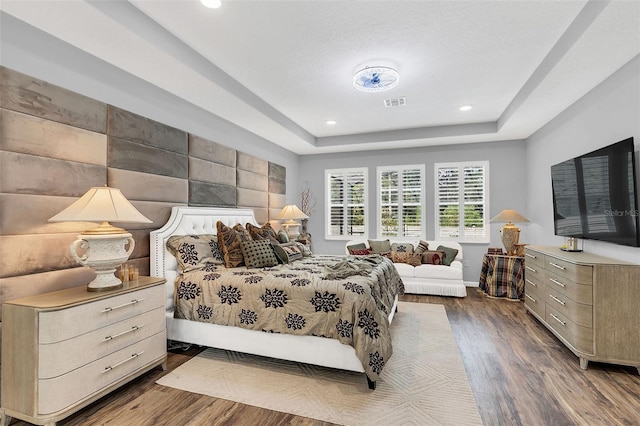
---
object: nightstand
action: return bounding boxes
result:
[1,276,167,426]
[479,254,525,300]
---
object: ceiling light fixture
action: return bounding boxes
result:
[326,120,337,125]
[353,66,399,93]
[459,105,473,111]
[201,0,222,9]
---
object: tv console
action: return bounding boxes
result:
[524,245,640,373]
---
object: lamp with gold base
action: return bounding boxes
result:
[48,186,152,292]
[490,209,529,256]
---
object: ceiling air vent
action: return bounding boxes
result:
[384,96,406,108]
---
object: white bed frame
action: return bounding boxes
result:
[150,206,397,389]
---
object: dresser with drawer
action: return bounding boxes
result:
[1,276,167,426]
[524,246,640,373]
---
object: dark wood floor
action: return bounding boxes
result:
[8,290,640,425]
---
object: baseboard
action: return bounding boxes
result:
[464,281,479,287]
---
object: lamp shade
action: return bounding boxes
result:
[49,186,151,224]
[490,209,529,224]
[275,204,309,221]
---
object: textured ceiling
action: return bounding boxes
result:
[1,0,639,155]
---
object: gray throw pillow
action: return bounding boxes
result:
[368,239,391,253]
[436,245,459,266]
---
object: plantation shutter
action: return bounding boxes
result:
[326,168,367,237]
[436,162,489,242]
[378,165,424,238]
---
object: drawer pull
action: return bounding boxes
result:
[549,277,566,288]
[525,266,537,273]
[549,294,566,306]
[103,351,144,373]
[549,262,566,271]
[104,325,142,341]
[525,294,537,303]
[102,298,145,313]
[550,313,566,326]
[525,279,537,287]
[525,253,537,259]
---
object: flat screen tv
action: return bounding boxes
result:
[550,137,640,247]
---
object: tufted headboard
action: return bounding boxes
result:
[150,206,258,311]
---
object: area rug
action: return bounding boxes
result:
[156,302,482,425]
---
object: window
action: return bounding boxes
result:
[435,161,489,242]
[325,168,367,238]
[378,165,425,238]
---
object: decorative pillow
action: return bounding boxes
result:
[277,230,290,243]
[273,242,303,264]
[437,245,459,266]
[240,239,278,268]
[294,242,313,257]
[414,240,430,255]
[216,221,252,268]
[421,250,444,265]
[166,234,221,272]
[391,251,422,266]
[246,222,279,244]
[391,242,414,253]
[350,247,374,255]
[347,242,367,254]
[368,239,391,254]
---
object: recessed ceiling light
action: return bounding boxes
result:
[459,105,473,111]
[201,0,221,9]
[326,120,337,125]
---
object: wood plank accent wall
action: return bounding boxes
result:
[0,67,286,333]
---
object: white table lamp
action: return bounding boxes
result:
[49,186,152,292]
[275,204,308,239]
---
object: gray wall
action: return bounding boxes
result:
[526,54,640,264]
[299,140,528,283]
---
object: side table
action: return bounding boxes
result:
[479,254,525,300]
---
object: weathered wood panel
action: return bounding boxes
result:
[0,66,107,133]
[269,162,286,181]
[0,234,79,278]
[0,109,106,165]
[108,137,188,179]
[269,193,287,220]
[0,193,107,235]
[189,134,236,167]
[108,168,188,203]
[237,187,269,208]
[123,200,184,230]
[189,157,236,187]
[237,151,268,175]
[237,169,269,192]
[189,181,236,207]
[269,177,286,195]
[108,106,188,155]
[0,151,106,196]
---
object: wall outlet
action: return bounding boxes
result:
[463,260,470,267]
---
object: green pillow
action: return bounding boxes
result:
[277,230,289,243]
[368,239,391,254]
[436,245,459,266]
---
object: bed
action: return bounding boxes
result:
[150,206,403,389]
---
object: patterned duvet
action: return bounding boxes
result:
[174,254,404,381]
